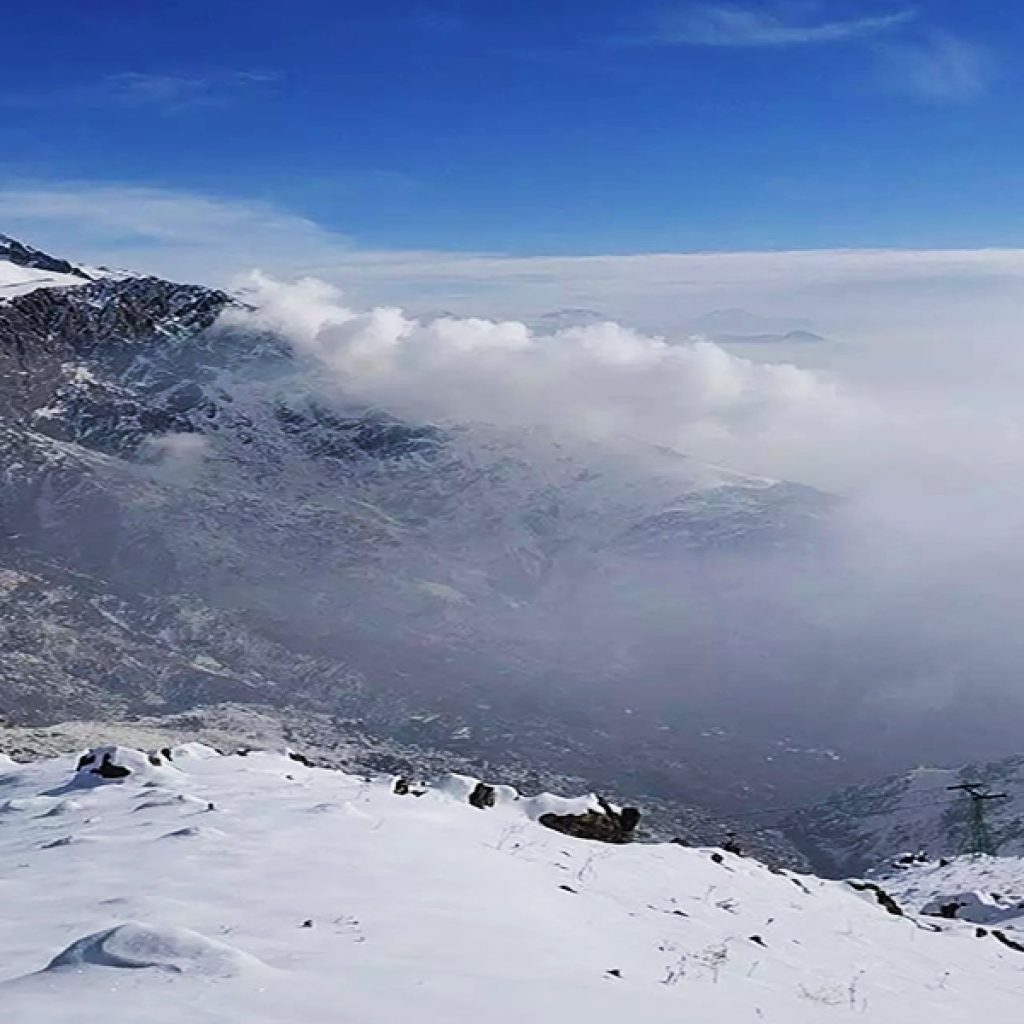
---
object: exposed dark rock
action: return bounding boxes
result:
[539,798,640,845]
[932,901,962,920]
[992,929,1024,954]
[618,806,641,832]
[76,752,96,771]
[288,751,315,767]
[894,851,928,867]
[468,781,496,809]
[848,881,904,917]
[93,752,132,779]
[392,777,426,797]
[0,235,91,280]
[723,834,743,856]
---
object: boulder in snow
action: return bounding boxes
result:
[539,797,641,845]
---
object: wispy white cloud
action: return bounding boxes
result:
[649,4,916,48]
[625,5,992,105]
[1,70,278,112]
[2,181,1023,359]
[104,73,213,106]
[875,30,993,100]
[0,184,339,268]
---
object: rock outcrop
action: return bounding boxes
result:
[539,798,640,845]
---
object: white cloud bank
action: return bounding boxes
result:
[6,181,1024,491]
[223,273,1024,496]
[225,273,858,468]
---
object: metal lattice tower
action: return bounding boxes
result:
[947,783,1008,857]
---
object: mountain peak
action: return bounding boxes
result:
[0,233,92,281]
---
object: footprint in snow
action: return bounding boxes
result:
[159,825,226,840]
[38,799,84,818]
[41,835,94,849]
[132,794,204,812]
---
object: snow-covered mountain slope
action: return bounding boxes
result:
[0,707,812,868]
[0,260,86,299]
[2,744,1022,1023]
[0,234,113,299]
[790,754,1024,877]
[0,231,856,818]
[877,856,1024,927]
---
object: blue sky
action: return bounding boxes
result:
[1,0,1020,258]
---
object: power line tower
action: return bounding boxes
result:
[946,782,1008,857]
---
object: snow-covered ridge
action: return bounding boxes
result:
[2,744,1023,1022]
[876,855,1024,930]
[793,754,1024,876]
[0,233,125,301]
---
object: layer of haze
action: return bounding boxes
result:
[212,268,1024,789]
[9,184,1024,790]
[227,271,1024,496]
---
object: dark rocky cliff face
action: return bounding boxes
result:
[0,276,235,441]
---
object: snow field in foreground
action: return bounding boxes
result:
[1,744,1022,1022]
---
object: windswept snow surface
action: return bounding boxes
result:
[0,260,88,299]
[1,747,1023,1022]
[879,855,1024,928]
[0,234,114,300]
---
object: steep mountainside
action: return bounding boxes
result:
[0,234,853,823]
[789,753,1024,877]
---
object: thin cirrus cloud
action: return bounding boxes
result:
[649,4,917,48]
[98,70,279,110]
[104,73,218,107]
[875,30,993,100]
[629,4,994,101]
[1,70,278,112]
